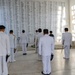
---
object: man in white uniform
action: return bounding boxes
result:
[39,29,54,75]
[20,30,28,55]
[9,30,16,62]
[0,25,10,75]
[37,28,43,60]
[34,30,38,53]
[62,28,72,59]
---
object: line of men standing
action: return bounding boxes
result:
[0,25,18,75]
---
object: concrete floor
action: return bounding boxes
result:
[8,49,75,75]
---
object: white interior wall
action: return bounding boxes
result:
[0,0,70,44]
[21,0,70,28]
[70,0,75,31]
[69,0,75,42]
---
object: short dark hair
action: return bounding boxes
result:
[9,30,13,33]
[38,28,42,32]
[22,30,25,33]
[36,30,38,32]
[64,28,68,31]
[43,29,48,34]
[50,31,52,33]
[0,25,5,29]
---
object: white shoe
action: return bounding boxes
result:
[9,60,16,63]
[13,60,16,62]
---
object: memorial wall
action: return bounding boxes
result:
[0,0,68,44]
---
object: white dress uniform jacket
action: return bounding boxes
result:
[0,32,10,56]
[62,32,72,46]
[38,34,54,74]
[62,32,72,58]
[0,31,10,75]
[20,33,28,44]
[39,34,54,56]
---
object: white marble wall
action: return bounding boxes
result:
[0,0,66,44]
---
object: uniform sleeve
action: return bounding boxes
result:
[38,38,42,55]
[51,38,54,54]
[6,35,10,55]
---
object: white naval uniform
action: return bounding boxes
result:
[62,32,72,58]
[34,32,38,53]
[9,34,16,62]
[37,32,43,60]
[0,32,10,75]
[39,35,54,74]
[20,33,28,54]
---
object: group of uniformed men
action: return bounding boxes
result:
[34,28,72,75]
[0,25,72,75]
[0,25,28,75]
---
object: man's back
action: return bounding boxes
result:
[20,33,27,43]
[39,35,54,56]
[62,32,72,45]
[0,32,10,56]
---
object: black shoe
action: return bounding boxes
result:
[23,53,25,55]
[41,71,44,74]
[23,53,27,55]
[41,71,47,75]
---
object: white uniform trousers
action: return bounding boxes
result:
[22,43,27,53]
[42,56,51,74]
[38,48,42,60]
[0,56,8,75]
[9,48,15,62]
[64,45,70,58]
